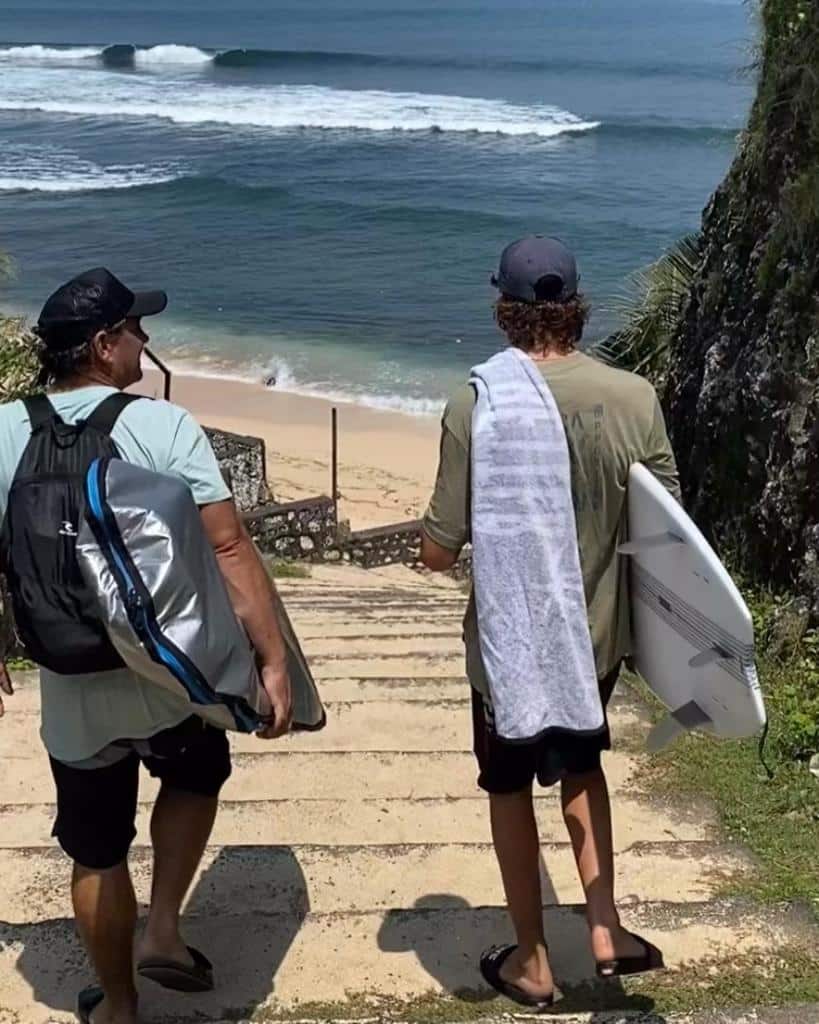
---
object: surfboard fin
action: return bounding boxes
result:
[688,645,732,669]
[646,701,713,752]
[617,531,684,556]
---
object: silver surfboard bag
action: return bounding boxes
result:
[77,456,326,734]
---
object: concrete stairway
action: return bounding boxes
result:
[0,564,814,1023]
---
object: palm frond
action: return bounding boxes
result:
[591,234,702,387]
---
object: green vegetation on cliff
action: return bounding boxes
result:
[0,317,40,403]
[0,253,40,403]
[663,0,819,615]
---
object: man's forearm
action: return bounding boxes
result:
[214,525,288,667]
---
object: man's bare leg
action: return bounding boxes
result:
[488,787,554,998]
[72,861,138,1024]
[561,767,653,963]
[137,786,217,966]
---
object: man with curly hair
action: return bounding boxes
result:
[421,237,680,1006]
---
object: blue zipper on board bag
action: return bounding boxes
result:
[84,456,261,732]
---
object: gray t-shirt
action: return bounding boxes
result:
[0,386,231,763]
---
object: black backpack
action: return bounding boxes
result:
[0,392,140,674]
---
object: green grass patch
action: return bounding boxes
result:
[266,559,312,580]
[633,585,819,915]
[5,657,35,672]
[248,950,819,1021]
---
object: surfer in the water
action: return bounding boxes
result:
[420,237,680,1006]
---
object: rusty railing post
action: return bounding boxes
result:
[331,407,339,521]
[143,347,172,401]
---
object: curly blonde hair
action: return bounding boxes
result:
[494,294,589,355]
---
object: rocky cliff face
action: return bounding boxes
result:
[665,0,819,613]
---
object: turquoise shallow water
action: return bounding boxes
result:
[0,0,753,413]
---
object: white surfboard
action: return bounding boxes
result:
[620,463,766,750]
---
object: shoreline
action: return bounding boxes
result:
[138,367,443,530]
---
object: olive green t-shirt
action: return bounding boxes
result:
[422,351,680,694]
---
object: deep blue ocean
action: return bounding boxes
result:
[0,0,753,413]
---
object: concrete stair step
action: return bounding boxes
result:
[284,599,467,616]
[0,900,812,1021]
[8,673,649,712]
[0,794,717,849]
[0,747,643,804]
[306,678,645,707]
[0,842,752,924]
[295,623,465,640]
[298,635,464,655]
[309,654,468,677]
[289,608,467,626]
[0,699,647,755]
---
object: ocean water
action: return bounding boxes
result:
[0,0,753,413]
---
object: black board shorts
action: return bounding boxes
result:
[49,716,231,869]
[471,663,621,794]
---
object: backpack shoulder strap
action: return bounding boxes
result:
[23,394,59,431]
[86,393,144,436]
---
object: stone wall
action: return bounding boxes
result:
[345,520,424,569]
[344,519,472,580]
[246,508,472,578]
[205,427,270,512]
[245,496,338,561]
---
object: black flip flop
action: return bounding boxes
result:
[137,944,214,992]
[596,931,665,978]
[479,944,555,1011]
[76,985,104,1024]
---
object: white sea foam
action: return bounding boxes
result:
[133,44,212,66]
[159,354,445,418]
[0,145,178,193]
[0,45,102,62]
[0,65,600,137]
[0,43,211,66]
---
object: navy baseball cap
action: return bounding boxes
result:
[37,267,167,349]
[491,236,579,303]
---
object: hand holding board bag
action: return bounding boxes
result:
[620,463,766,751]
[77,456,326,733]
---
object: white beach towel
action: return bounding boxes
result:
[470,347,604,742]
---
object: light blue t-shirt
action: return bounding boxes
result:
[0,386,232,763]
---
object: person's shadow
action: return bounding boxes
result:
[10,845,308,1022]
[377,853,662,1020]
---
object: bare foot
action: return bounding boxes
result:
[89,995,138,1024]
[136,927,194,969]
[590,922,657,964]
[498,945,554,1000]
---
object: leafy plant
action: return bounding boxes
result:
[0,249,40,403]
[0,318,40,403]
[590,234,702,390]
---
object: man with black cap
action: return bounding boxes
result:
[0,268,293,1024]
[420,238,679,1005]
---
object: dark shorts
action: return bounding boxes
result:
[471,663,621,794]
[49,716,232,870]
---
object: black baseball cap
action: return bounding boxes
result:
[491,236,579,303]
[36,267,167,350]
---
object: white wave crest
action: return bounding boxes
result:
[0,66,600,138]
[154,348,445,418]
[168,358,444,417]
[0,45,101,62]
[134,44,211,66]
[0,145,178,193]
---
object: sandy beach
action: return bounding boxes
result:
[139,367,443,530]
